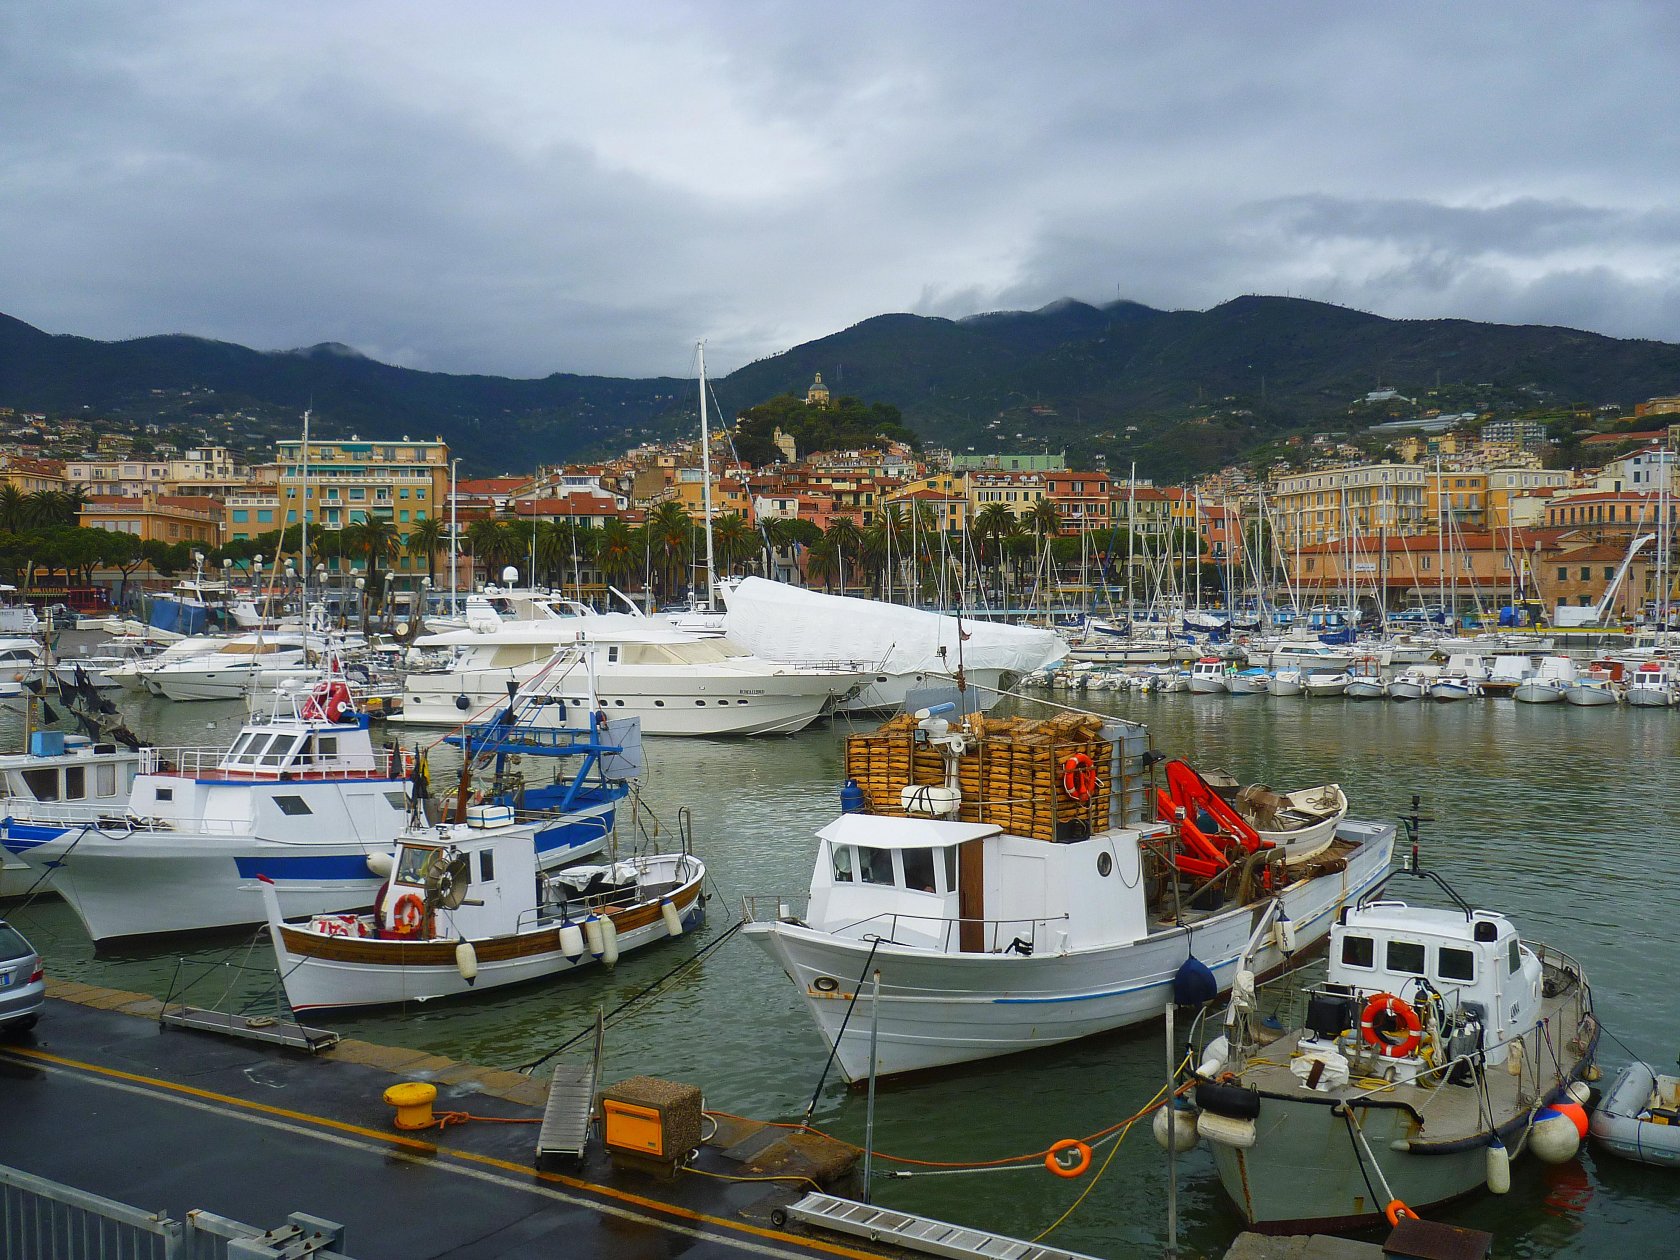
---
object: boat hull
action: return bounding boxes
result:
[12,801,615,943]
[1513,682,1564,703]
[746,821,1394,1081]
[271,866,704,1011]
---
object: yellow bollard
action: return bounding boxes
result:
[383,1081,438,1130]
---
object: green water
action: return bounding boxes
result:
[7,690,1678,1257]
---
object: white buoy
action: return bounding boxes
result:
[455,941,479,985]
[1565,1080,1592,1105]
[1196,1111,1255,1149]
[1486,1136,1511,1194]
[1196,1035,1230,1079]
[1529,1111,1581,1164]
[1153,1104,1199,1153]
[584,914,605,959]
[600,916,620,969]
[365,852,394,878]
[660,899,683,937]
[1272,913,1297,955]
[559,922,585,963]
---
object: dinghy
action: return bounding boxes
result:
[1589,1061,1680,1167]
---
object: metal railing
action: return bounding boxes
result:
[139,747,400,779]
[739,894,1068,954]
[0,1163,354,1259]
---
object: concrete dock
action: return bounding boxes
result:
[3,983,890,1260]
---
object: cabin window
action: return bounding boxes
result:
[155,788,173,802]
[479,851,495,882]
[395,847,433,885]
[943,847,958,890]
[1386,941,1427,975]
[96,763,116,796]
[64,767,86,800]
[316,736,338,758]
[383,791,407,810]
[1340,935,1374,968]
[831,847,854,882]
[261,736,298,768]
[859,847,896,886]
[23,768,59,801]
[1438,946,1476,982]
[902,848,937,893]
[274,796,312,816]
[1508,939,1521,974]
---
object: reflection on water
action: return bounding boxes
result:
[6,688,1676,1256]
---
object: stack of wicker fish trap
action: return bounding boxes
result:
[844,711,1113,841]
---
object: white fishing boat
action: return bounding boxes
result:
[1342,658,1386,700]
[1189,657,1228,694]
[1564,665,1620,706]
[0,733,142,898]
[1302,670,1349,698]
[260,821,703,1012]
[1193,853,1596,1233]
[1226,667,1271,696]
[2,681,630,942]
[1589,1061,1680,1167]
[1479,654,1531,698]
[1624,660,1678,707]
[1427,670,1479,701]
[1513,655,1574,704]
[1269,668,1305,697]
[392,616,867,735]
[1386,665,1438,702]
[743,709,1394,1081]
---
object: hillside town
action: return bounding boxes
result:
[0,375,1677,626]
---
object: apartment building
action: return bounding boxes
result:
[1045,471,1111,536]
[274,437,448,535]
[1270,464,1431,550]
[67,447,243,498]
[79,493,221,545]
[0,455,70,496]
[967,470,1047,518]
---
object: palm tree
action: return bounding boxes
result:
[595,517,636,593]
[408,516,447,583]
[805,536,842,591]
[466,518,513,582]
[0,485,24,533]
[974,502,1017,595]
[822,517,864,594]
[709,512,757,580]
[645,501,693,601]
[862,506,906,598]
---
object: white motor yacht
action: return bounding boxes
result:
[0,637,44,697]
[143,634,314,702]
[391,616,868,736]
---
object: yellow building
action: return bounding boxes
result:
[79,493,222,545]
[805,373,830,408]
[272,437,448,571]
[966,471,1047,519]
[1269,464,1430,549]
[0,455,70,496]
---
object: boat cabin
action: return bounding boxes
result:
[0,734,139,817]
[807,812,1159,955]
[1326,901,1542,1066]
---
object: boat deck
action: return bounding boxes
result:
[4,983,895,1260]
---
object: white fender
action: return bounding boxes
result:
[600,916,620,969]
[559,922,585,963]
[455,941,479,985]
[365,852,394,878]
[661,899,683,937]
[584,914,605,959]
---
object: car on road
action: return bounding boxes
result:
[0,917,44,1035]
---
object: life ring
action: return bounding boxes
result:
[1360,993,1422,1058]
[391,893,426,935]
[1045,1138,1091,1178]
[1061,754,1097,802]
[1384,1199,1418,1227]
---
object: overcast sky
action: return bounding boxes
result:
[4,2,1679,379]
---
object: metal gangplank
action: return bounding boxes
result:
[536,1009,604,1164]
[784,1193,1105,1260]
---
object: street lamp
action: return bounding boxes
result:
[355,576,367,636]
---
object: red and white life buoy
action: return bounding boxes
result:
[390,893,426,936]
[303,680,355,723]
[1360,993,1422,1058]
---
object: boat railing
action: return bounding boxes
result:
[0,797,161,830]
[139,745,401,779]
[739,894,1068,954]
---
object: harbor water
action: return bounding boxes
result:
[7,688,1678,1257]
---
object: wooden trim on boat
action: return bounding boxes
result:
[279,879,703,964]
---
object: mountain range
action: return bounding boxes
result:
[4,297,1679,479]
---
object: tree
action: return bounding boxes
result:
[645,501,693,600]
[409,516,447,584]
[0,486,24,533]
[709,512,757,579]
[594,517,636,592]
[822,517,864,593]
[101,531,148,607]
[466,518,513,582]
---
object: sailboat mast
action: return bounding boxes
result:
[697,341,718,607]
[300,408,310,664]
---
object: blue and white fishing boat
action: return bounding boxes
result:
[3,677,632,943]
[0,732,142,898]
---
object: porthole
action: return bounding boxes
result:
[1097,852,1113,877]
[696,699,706,706]
[614,699,625,707]
[654,700,665,707]
[813,976,840,993]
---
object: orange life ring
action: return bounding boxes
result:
[391,893,426,935]
[1360,993,1422,1058]
[1045,1138,1092,1178]
[1384,1199,1418,1227]
[1061,753,1097,802]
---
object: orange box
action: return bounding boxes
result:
[603,1099,665,1156]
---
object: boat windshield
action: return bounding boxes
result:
[395,845,438,886]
